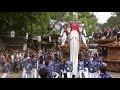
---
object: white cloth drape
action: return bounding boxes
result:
[70,30,80,78]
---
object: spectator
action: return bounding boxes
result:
[2,60,11,78]
[24,57,32,78]
[117,29,120,44]
[112,27,118,37]
[13,55,19,74]
[98,65,112,78]
[38,68,48,78]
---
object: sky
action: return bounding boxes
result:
[94,12,113,24]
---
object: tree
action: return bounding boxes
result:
[0,12,66,35]
[0,12,98,49]
[77,12,98,36]
[0,12,66,49]
[58,12,98,36]
[101,12,120,29]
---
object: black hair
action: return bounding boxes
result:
[38,68,48,78]
[72,75,75,78]
[54,54,58,60]
[99,65,106,73]
[39,59,44,64]
[82,22,84,23]
[63,24,68,27]
[45,60,49,67]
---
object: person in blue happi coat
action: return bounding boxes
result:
[93,58,100,78]
[38,59,45,78]
[98,65,112,78]
[57,58,66,78]
[22,53,28,78]
[84,58,89,78]
[52,59,61,78]
[88,56,99,78]
[38,59,45,71]
[31,54,39,78]
[63,59,72,78]
[24,57,32,78]
[44,60,52,78]
[78,58,85,78]
[2,60,11,78]
[95,58,102,74]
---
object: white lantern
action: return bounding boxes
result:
[38,36,41,42]
[49,36,51,42]
[26,33,28,39]
[11,31,15,37]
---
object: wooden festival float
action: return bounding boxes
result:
[58,42,89,62]
[94,37,120,72]
[58,26,89,62]
[58,43,69,62]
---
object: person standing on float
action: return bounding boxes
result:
[81,22,87,46]
[60,24,69,46]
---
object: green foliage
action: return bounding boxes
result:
[63,12,73,22]
[48,12,65,20]
[0,12,97,37]
[101,12,120,29]
[78,12,98,36]
[59,12,98,36]
[0,12,65,36]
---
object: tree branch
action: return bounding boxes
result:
[44,13,66,37]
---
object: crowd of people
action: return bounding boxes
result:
[92,27,120,40]
[0,48,60,78]
[0,48,112,78]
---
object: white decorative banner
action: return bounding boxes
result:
[38,36,41,42]
[26,33,28,39]
[49,36,51,42]
[11,31,15,37]
[23,44,27,51]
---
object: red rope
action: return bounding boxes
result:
[70,37,79,42]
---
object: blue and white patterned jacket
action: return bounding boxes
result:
[3,63,11,73]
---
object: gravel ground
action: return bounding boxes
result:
[0,71,119,78]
